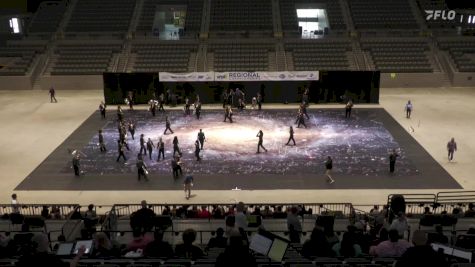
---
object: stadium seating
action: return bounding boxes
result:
[135,0,203,37]
[129,42,197,72]
[280,0,347,36]
[0,41,46,76]
[348,0,418,29]
[210,43,273,71]
[209,0,273,32]
[50,43,122,75]
[285,39,352,71]
[65,0,135,33]
[27,1,66,34]
[360,39,434,72]
[438,38,475,72]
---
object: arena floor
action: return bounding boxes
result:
[1,87,474,206]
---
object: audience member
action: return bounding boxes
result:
[423,207,433,215]
[287,206,302,243]
[41,206,50,219]
[261,206,273,218]
[302,228,334,258]
[212,205,224,219]
[429,225,449,244]
[174,229,203,260]
[207,228,227,249]
[251,207,261,216]
[161,205,171,216]
[390,212,409,238]
[92,232,119,257]
[143,230,173,258]
[225,216,240,237]
[11,194,19,214]
[197,206,211,219]
[17,233,84,267]
[215,235,257,267]
[272,206,286,218]
[464,203,475,217]
[235,202,247,229]
[395,230,448,267]
[371,227,389,246]
[131,201,155,232]
[370,229,412,257]
[332,232,363,257]
[125,228,152,253]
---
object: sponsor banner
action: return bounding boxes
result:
[214,71,319,81]
[159,72,214,82]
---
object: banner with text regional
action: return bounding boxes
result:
[159,72,214,82]
[214,71,319,81]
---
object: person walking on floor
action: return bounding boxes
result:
[99,101,106,119]
[256,130,268,153]
[157,137,165,161]
[184,174,194,200]
[389,149,399,173]
[286,126,296,146]
[325,156,335,184]
[164,116,174,134]
[172,156,183,178]
[173,136,182,157]
[72,154,80,176]
[49,87,57,103]
[146,138,155,160]
[197,129,205,150]
[405,100,413,119]
[447,137,457,161]
[345,99,353,118]
[98,129,106,152]
[139,134,147,156]
[136,154,149,181]
[194,140,201,161]
[116,140,127,162]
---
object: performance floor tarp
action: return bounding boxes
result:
[16,108,462,190]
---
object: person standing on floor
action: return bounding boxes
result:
[146,138,155,160]
[389,149,399,173]
[194,140,201,161]
[99,101,106,119]
[447,138,457,161]
[72,154,80,176]
[256,130,268,153]
[286,126,296,146]
[157,137,165,161]
[345,99,354,118]
[116,140,127,162]
[184,174,194,200]
[325,156,335,184]
[98,129,106,152]
[173,136,182,157]
[405,100,413,119]
[49,87,57,103]
[136,154,149,182]
[197,129,205,150]
[164,116,174,134]
[128,121,136,140]
[297,111,307,128]
[172,156,183,178]
[257,92,262,110]
[139,134,147,156]
[158,93,165,112]
[224,106,233,123]
[194,98,202,120]
[117,106,124,122]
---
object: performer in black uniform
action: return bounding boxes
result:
[389,149,399,173]
[194,140,201,161]
[164,116,174,134]
[72,154,80,176]
[98,129,106,152]
[171,156,183,178]
[136,154,149,181]
[256,130,268,153]
[99,101,106,119]
[345,99,353,118]
[286,126,296,146]
[184,98,191,116]
[128,122,136,140]
[173,136,182,157]
[197,129,205,150]
[146,138,155,160]
[157,137,165,161]
[300,103,309,120]
[297,111,307,128]
[139,134,147,156]
[257,93,262,110]
[149,99,157,117]
[116,140,127,162]
[194,99,202,120]
[224,106,233,123]
[117,106,124,122]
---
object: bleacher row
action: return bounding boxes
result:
[210,0,273,31]
[285,40,352,71]
[0,42,46,76]
[129,43,196,73]
[438,40,475,73]
[27,1,66,34]
[1,192,475,267]
[210,44,273,72]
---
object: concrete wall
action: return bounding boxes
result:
[451,72,475,87]
[380,73,447,88]
[40,75,103,90]
[0,75,32,90]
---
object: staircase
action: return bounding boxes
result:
[197,42,208,72]
[127,0,145,38]
[351,41,367,70]
[200,0,211,38]
[285,52,294,71]
[275,42,286,71]
[408,0,428,30]
[271,0,283,37]
[116,41,131,72]
[55,0,79,38]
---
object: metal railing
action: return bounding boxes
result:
[0,204,79,219]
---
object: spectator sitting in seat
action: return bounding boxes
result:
[261,206,273,218]
[174,228,203,260]
[224,205,235,217]
[207,227,227,250]
[332,232,363,257]
[41,206,50,219]
[464,203,475,217]
[272,206,286,218]
[429,225,449,244]
[225,215,240,237]
[85,204,97,219]
[302,227,334,258]
[395,230,448,267]
[215,235,257,267]
[452,207,463,218]
[17,233,84,267]
[390,212,409,238]
[92,232,120,257]
[251,207,261,216]
[371,227,389,247]
[162,205,171,216]
[186,206,198,218]
[423,207,433,215]
[370,229,412,257]
[197,206,211,219]
[467,224,475,235]
[144,230,173,258]
[125,228,152,253]
[212,205,225,219]
[324,226,340,247]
